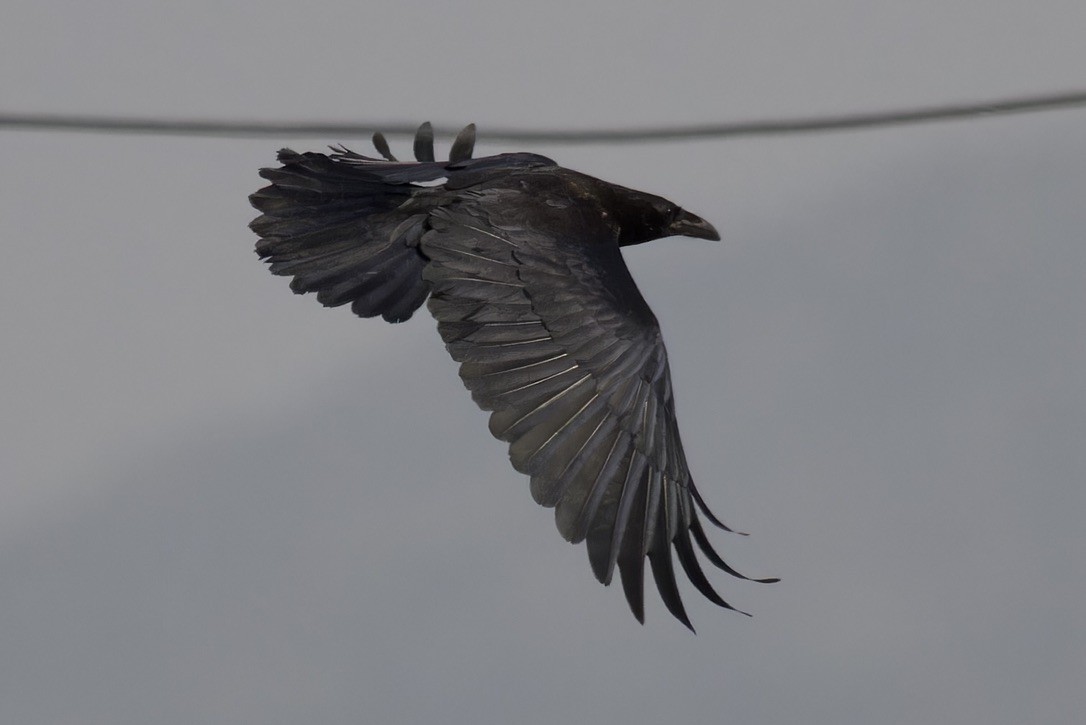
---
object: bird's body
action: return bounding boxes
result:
[250,124,775,629]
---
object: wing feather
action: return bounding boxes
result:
[420,196,760,627]
[617,478,650,622]
[593,447,649,583]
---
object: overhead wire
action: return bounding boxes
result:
[1,90,1085,143]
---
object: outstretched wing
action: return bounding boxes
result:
[421,190,775,630]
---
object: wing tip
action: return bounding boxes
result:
[690,481,748,535]
[414,121,435,162]
[689,515,779,584]
[449,123,477,163]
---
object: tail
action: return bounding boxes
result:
[248,123,477,323]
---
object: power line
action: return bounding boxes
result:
[2,90,1086,144]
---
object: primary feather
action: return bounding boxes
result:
[249,123,776,630]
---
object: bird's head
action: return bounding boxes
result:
[608,186,720,247]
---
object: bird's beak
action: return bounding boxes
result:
[668,209,720,241]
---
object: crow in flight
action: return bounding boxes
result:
[249,123,776,629]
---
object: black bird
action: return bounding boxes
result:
[249,123,776,629]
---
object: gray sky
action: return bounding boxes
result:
[2,2,1084,723]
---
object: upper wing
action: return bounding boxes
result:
[421,190,775,630]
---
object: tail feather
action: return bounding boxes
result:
[250,149,434,323]
[249,125,531,324]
